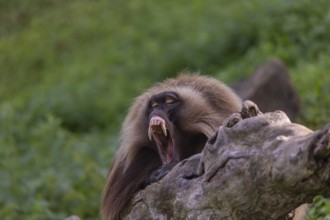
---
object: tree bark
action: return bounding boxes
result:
[123,101,330,220]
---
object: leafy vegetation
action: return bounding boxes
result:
[1,0,329,219]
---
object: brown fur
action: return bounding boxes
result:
[101,73,242,220]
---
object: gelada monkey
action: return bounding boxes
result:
[101,73,241,219]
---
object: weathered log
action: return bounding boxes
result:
[123,101,330,220]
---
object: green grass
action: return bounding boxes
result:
[1,0,329,219]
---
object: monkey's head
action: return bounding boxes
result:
[118,73,242,171]
[102,73,242,220]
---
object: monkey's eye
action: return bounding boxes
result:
[165,96,176,105]
[150,100,159,108]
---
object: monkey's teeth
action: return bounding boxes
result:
[148,127,153,141]
[150,118,160,126]
[161,124,167,136]
[148,116,168,140]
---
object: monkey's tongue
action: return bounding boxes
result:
[148,116,174,164]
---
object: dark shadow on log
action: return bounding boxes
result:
[124,101,330,220]
[231,59,301,121]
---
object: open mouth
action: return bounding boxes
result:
[148,115,174,164]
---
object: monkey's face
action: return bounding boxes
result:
[147,91,207,165]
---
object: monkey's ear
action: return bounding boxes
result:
[101,148,161,219]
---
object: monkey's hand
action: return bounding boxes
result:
[197,101,270,181]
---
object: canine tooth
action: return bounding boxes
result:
[148,127,153,141]
[161,123,167,136]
